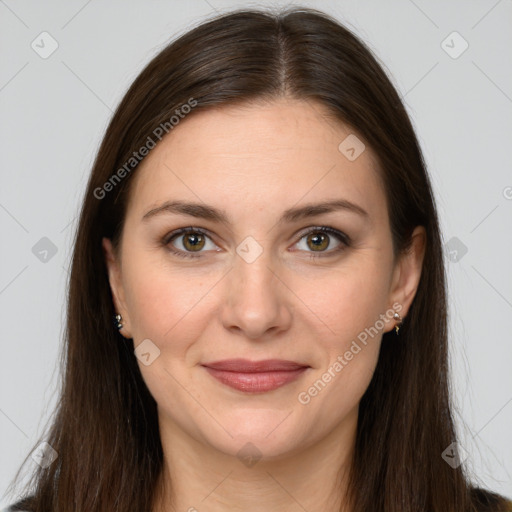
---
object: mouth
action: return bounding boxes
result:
[201,358,310,393]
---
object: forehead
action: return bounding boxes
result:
[125,98,386,224]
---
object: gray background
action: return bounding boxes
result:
[1,0,511,507]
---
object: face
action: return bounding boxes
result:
[103,98,425,461]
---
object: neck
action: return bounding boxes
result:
[152,407,357,512]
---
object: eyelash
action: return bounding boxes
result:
[162,226,351,260]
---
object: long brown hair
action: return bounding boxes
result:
[6,7,510,512]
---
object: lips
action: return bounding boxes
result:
[203,358,307,372]
[201,358,309,393]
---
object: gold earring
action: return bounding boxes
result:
[393,312,403,335]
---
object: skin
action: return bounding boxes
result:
[103,97,426,512]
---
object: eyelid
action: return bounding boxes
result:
[163,226,212,245]
[294,225,351,246]
[164,227,219,259]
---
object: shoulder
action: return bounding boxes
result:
[470,487,512,511]
[3,489,511,511]
[1,496,34,512]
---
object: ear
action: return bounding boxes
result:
[384,226,426,333]
[102,237,132,338]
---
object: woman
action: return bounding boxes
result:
[5,7,511,512]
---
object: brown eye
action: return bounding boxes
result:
[182,232,205,252]
[294,227,349,258]
[306,231,330,251]
[165,228,217,258]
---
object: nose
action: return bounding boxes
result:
[220,246,293,340]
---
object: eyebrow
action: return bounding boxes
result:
[142,199,369,225]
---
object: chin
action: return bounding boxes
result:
[198,408,310,461]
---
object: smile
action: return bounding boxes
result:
[201,359,310,393]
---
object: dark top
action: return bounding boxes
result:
[5,487,512,511]
[3,500,30,512]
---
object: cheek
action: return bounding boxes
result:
[297,272,385,425]
[300,260,391,344]
[295,259,390,402]
[122,252,217,344]
[122,256,217,405]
